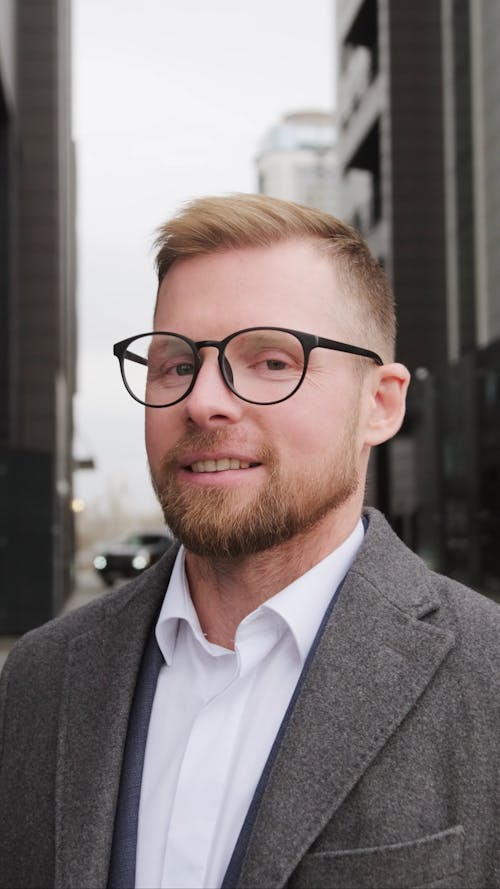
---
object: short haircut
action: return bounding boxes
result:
[154,193,396,361]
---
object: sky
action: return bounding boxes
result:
[72,0,336,517]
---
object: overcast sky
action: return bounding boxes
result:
[72,0,336,516]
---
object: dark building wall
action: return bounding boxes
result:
[338,0,449,372]
[0,448,54,633]
[0,0,16,444]
[405,344,500,598]
[0,88,13,443]
[481,0,500,341]
[15,0,62,448]
[451,0,476,353]
[0,0,76,632]
[384,1,448,372]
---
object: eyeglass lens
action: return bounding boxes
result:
[122,330,306,406]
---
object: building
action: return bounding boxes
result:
[256,110,338,214]
[0,0,76,632]
[337,0,450,372]
[337,0,500,594]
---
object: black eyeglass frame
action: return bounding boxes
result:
[113,326,384,408]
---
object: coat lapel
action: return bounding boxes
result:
[237,514,455,888]
[54,546,179,889]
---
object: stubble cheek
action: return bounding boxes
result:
[145,411,178,485]
[144,411,156,472]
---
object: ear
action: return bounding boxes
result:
[364,362,411,446]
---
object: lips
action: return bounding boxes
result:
[189,458,259,473]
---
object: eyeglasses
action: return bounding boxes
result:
[113,327,383,408]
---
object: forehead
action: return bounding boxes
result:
[154,239,347,336]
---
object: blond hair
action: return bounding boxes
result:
[154,193,395,360]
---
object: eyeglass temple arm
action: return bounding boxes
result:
[123,349,147,367]
[316,337,383,365]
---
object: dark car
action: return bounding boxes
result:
[93,530,174,587]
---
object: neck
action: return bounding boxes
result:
[184,504,362,649]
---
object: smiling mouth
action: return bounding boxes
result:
[188,458,261,473]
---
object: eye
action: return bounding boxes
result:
[249,350,300,376]
[226,330,304,383]
[264,358,288,371]
[168,361,195,377]
[148,356,195,383]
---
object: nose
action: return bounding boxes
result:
[182,348,244,429]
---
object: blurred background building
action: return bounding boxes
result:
[256,110,339,214]
[336,0,500,595]
[0,0,76,632]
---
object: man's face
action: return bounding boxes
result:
[146,239,372,558]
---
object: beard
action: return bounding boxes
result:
[151,423,360,560]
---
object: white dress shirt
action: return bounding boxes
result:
[135,520,364,889]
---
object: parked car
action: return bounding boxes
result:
[93,529,174,587]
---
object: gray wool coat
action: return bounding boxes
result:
[1,508,500,889]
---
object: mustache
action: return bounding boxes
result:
[157,429,276,474]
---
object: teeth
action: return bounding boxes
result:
[191,458,251,473]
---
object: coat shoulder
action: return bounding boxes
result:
[2,576,136,673]
[1,543,179,686]
[361,507,500,668]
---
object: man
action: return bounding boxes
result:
[1,194,500,889]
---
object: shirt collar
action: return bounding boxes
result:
[260,519,365,663]
[156,550,214,666]
[156,519,365,667]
